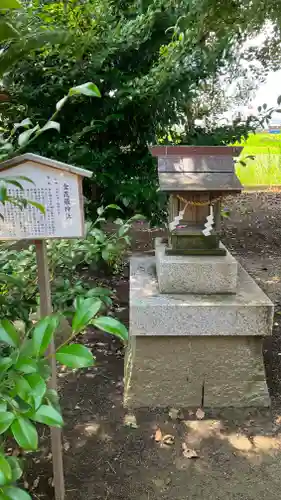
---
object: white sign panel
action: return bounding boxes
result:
[0,162,84,240]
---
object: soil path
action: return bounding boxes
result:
[30,193,281,500]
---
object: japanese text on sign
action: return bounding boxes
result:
[0,162,84,240]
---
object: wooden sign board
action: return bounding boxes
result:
[0,154,92,240]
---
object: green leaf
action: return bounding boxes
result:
[0,412,15,434]
[14,358,37,374]
[0,143,13,153]
[1,486,31,500]
[72,298,102,333]
[11,417,38,451]
[129,214,146,221]
[40,121,60,133]
[0,357,13,373]
[0,319,19,347]
[56,95,68,111]
[13,118,32,130]
[0,273,24,286]
[26,200,45,214]
[30,404,63,427]
[19,339,33,358]
[105,204,122,211]
[0,0,21,8]
[32,314,60,356]
[3,179,23,190]
[44,389,60,411]
[93,316,128,343]
[0,455,12,487]
[0,401,7,411]
[89,287,112,297]
[25,374,46,409]
[56,344,95,369]
[16,176,34,185]
[0,24,17,46]
[101,248,109,261]
[6,457,23,482]
[18,125,39,147]
[0,182,7,202]
[15,376,31,403]
[37,359,51,379]
[69,82,101,98]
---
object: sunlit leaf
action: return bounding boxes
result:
[40,121,60,133]
[93,316,128,342]
[30,404,63,427]
[18,125,39,146]
[25,373,46,409]
[56,95,68,111]
[32,314,60,356]
[0,0,21,8]
[56,344,95,368]
[13,118,32,130]
[69,82,101,98]
[72,297,102,333]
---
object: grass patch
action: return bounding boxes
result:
[235,133,281,186]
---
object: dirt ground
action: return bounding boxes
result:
[27,192,281,500]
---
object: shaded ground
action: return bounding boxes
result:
[27,193,281,499]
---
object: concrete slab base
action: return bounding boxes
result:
[124,336,270,408]
[155,238,238,294]
[130,256,273,337]
[125,255,273,409]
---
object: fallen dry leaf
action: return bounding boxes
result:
[63,441,70,451]
[168,408,183,420]
[182,442,199,459]
[275,415,281,425]
[162,434,175,446]
[124,414,138,428]
[154,428,163,442]
[32,477,40,490]
[195,408,205,420]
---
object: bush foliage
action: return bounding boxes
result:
[3,0,281,220]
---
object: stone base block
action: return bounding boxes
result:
[130,256,273,337]
[155,239,237,294]
[124,336,270,408]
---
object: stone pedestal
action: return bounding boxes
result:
[156,239,237,294]
[124,255,273,409]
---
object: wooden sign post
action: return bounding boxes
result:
[0,154,92,500]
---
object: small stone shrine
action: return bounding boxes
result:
[124,146,273,408]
